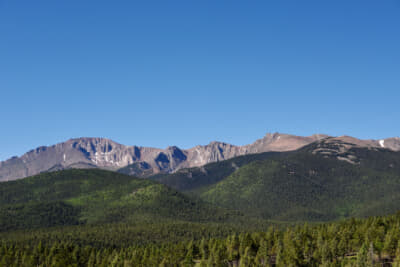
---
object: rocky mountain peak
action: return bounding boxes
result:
[1,133,399,182]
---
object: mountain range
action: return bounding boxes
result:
[1,133,399,182]
[2,133,400,229]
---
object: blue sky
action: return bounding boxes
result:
[0,0,399,160]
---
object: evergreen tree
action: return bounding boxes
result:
[392,240,400,267]
[199,238,209,260]
[356,244,373,267]
[181,241,195,266]
[254,239,269,266]
[227,234,240,263]
[239,246,254,267]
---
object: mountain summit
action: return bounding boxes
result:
[1,133,399,182]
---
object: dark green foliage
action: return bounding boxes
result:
[0,168,148,204]
[0,221,246,248]
[0,169,242,231]
[2,213,400,266]
[149,151,282,192]
[200,147,400,221]
[0,201,80,231]
[1,145,400,265]
[148,140,400,222]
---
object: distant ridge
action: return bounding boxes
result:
[0,133,399,182]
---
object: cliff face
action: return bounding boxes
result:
[1,133,399,181]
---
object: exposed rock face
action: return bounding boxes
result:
[310,136,400,165]
[244,133,329,153]
[180,133,329,168]
[321,136,400,152]
[0,133,399,181]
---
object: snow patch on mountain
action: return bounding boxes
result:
[379,140,385,148]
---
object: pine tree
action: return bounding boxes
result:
[383,229,398,257]
[239,246,254,267]
[87,250,96,267]
[239,233,253,256]
[181,241,195,266]
[254,239,269,266]
[227,234,240,264]
[199,238,209,261]
[275,240,284,267]
[392,240,400,267]
[356,243,373,267]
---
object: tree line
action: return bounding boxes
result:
[2,213,400,266]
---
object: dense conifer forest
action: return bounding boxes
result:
[1,156,400,266]
[2,213,400,266]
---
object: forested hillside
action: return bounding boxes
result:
[0,169,242,231]
[150,139,400,222]
[2,212,400,266]
[148,151,283,192]
[200,144,400,221]
[1,141,400,266]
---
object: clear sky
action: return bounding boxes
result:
[0,0,399,161]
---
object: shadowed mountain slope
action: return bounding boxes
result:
[149,137,400,222]
[0,169,240,231]
[197,138,400,221]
